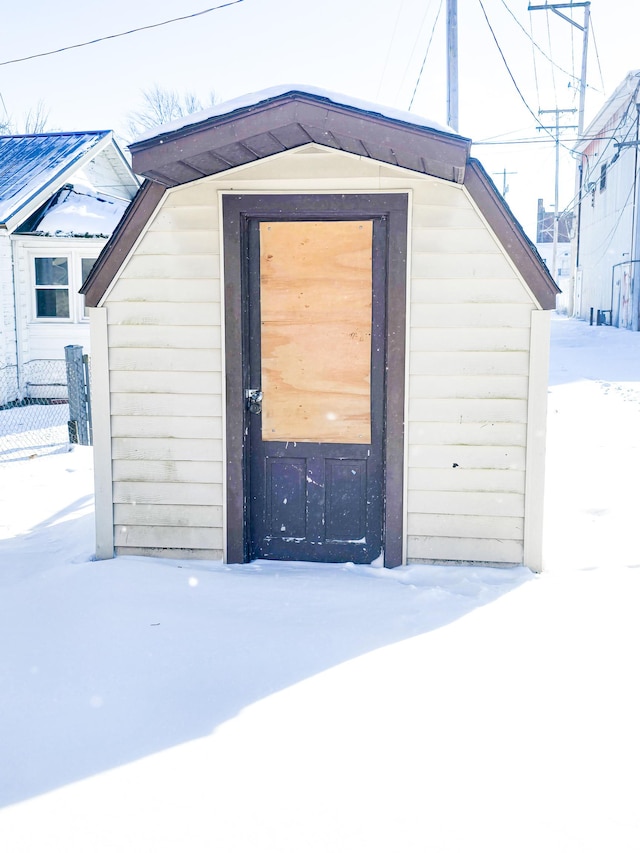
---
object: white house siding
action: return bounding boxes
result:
[102,146,544,567]
[0,232,16,403]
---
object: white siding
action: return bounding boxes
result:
[102,145,546,567]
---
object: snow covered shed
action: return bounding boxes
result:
[82,87,559,571]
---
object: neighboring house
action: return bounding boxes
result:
[0,130,139,404]
[574,70,640,328]
[82,86,558,571]
[535,197,573,290]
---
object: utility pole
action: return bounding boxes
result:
[529,2,590,314]
[492,168,517,197]
[538,108,577,282]
[447,0,458,132]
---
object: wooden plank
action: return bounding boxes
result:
[109,370,222,394]
[409,350,530,376]
[114,503,223,527]
[409,374,528,399]
[108,279,221,303]
[408,397,528,424]
[113,481,223,505]
[114,524,223,550]
[407,466,525,493]
[110,392,222,418]
[410,303,533,328]
[407,443,526,470]
[409,420,527,447]
[407,512,524,539]
[407,535,523,564]
[107,302,220,327]
[112,437,223,462]
[410,278,531,305]
[108,347,221,372]
[260,220,373,443]
[110,415,222,440]
[112,459,222,484]
[407,489,524,516]
[124,253,218,279]
[408,327,530,353]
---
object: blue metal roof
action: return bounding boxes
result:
[0,131,110,226]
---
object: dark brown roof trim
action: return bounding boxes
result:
[81,179,165,308]
[464,159,560,310]
[129,91,471,187]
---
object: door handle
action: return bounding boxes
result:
[245,388,263,414]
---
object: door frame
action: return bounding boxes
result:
[222,193,408,568]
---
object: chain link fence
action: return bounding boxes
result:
[0,356,90,463]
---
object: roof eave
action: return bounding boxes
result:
[464,159,560,309]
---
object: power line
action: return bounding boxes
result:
[0,1,244,68]
[408,0,444,110]
[501,0,580,84]
[476,0,573,153]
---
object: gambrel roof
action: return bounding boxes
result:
[0,130,138,232]
[82,87,559,309]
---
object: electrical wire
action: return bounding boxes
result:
[376,0,407,99]
[408,0,444,111]
[544,4,558,110]
[502,0,580,84]
[395,0,438,105]
[528,8,542,112]
[0,1,244,68]
[476,0,573,153]
[589,17,607,95]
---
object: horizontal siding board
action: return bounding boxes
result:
[110,415,222,439]
[411,278,531,305]
[407,512,524,539]
[412,253,516,280]
[412,203,485,229]
[112,437,223,461]
[407,466,525,493]
[114,503,223,526]
[112,481,223,505]
[409,350,530,376]
[412,227,498,254]
[107,302,220,326]
[149,206,217,231]
[408,375,528,399]
[408,444,526,470]
[411,303,533,328]
[407,489,524,516]
[137,230,218,255]
[409,327,530,353]
[114,525,223,550]
[112,459,222,484]
[402,181,469,207]
[110,392,222,418]
[116,546,223,559]
[407,535,523,564]
[124,254,218,279]
[408,397,528,423]
[109,348,221,372]
[109,370,222,394]
[409,420,527,446]
[107,280,220,303]
[109,325,221,349]
[163,185,217,207]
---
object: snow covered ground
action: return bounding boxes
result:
[0,315,639,852]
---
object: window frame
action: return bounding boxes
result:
[29,249,100,324]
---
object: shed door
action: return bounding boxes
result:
[246,218,385,563]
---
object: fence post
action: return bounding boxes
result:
[65,345,90,445]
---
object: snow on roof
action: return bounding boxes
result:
[16,184,129,238]
[0,131,111,226]
[132,85,455,146]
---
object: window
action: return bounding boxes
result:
[600,163,607,192]
[31,252,98,322]
[35,257,69,318]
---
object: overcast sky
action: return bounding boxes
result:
[1,0,636,235]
